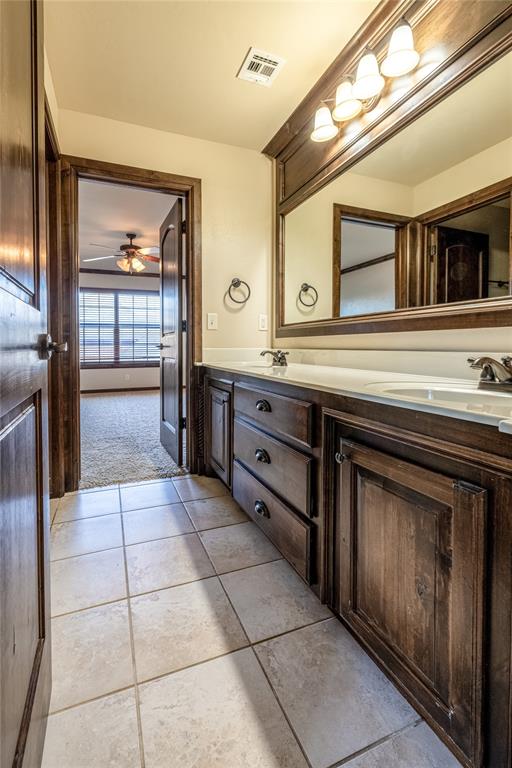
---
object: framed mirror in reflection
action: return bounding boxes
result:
[282,51,512,327]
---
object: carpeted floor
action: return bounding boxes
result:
[80,390,186,489]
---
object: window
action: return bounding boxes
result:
[79,288,160,368]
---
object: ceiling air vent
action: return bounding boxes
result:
[237,47,285,87]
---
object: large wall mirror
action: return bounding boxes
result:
[281,50,512,333]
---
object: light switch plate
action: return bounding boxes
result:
[258,313,268,331]
[207,313,218,330]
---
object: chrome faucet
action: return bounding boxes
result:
[468,356,512,389]
[260,349,289,367]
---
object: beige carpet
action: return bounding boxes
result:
[80,390,186,489]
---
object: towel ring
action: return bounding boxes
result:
[298,283,318,307]
[228,277,251,304]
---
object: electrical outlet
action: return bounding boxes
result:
[258,313,268,331]
[207,313,218,330]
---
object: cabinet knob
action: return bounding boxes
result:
[255,448,270,464]
[254,499,270,518]
[335,451,347,464]
[255,399,271,412]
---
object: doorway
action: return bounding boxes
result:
[78,179,185,487]
[48,156,201,495]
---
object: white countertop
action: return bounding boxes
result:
[198,361,512,433]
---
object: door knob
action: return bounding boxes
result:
[37,334,68,360]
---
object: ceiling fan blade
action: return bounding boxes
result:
[138,246,160,256]
[82,254,118,262]
[142,254,160,263]
[89,242,117,250]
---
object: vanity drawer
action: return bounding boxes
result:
[234,417,313,517]
[233,461,312,581]
[234,383,313,448]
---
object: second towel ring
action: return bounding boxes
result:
[228,277,251,304]
[298,283,318,307]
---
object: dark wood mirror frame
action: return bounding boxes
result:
[264,0,512,337]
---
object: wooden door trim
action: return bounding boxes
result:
[57,156,202,489]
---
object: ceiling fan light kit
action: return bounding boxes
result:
[310,17,420,142]
[83,232,161,273]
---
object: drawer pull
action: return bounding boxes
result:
[254,499,270,518]
[255,448,270,464]
[335,451,347,464]
[255,399,271,412]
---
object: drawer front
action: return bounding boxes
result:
[234,383,313,448]
[234,417,312,517]
[233,461,312,581]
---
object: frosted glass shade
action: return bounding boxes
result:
[117,257,131,272]
[332,79,362,122]
[310,106,338,142]
[381,19,420,77]
[353,50,385,100]
[130,257,146,272]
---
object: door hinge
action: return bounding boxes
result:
[180,416,187,429]
[181,220,187,235]
[430,245,437,258]
[181,319,187,332]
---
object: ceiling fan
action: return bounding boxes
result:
[83,233,160,273]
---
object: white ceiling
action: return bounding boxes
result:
[44,0,378,150]
[353,52,512,186]
[341,219,395,268]
[79,179,177,273]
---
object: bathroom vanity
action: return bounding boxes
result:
[200,361,512,768]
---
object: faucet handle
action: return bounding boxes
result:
[502,356,512,369]
[467,357,477,368]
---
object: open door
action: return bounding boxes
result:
[0,1,52,766]
[159,199,184,464]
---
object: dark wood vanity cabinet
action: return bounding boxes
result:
[201,366,512,767]
[205,379,232,487]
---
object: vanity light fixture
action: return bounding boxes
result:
[310,104,339,142]
[332,78,363,122]
[352,48,385,100]
[381,18,420,77]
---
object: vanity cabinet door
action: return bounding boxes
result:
[335,439,486,767]
[206,384,232,487]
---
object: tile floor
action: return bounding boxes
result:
[45,476,462,768]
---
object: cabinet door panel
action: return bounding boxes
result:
[206,385,231,486]
[337,439,486,767]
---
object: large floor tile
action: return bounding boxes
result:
[120,479,180,512]
[122,502,193,545]
[50,601,133,711]
[345,722,462,767]
[221,559,331,642]
[54,488,120,522]
[185,494,248,530]
[42,689,141,768]
[131,577,247,681]
[173,474,229,502]
[199,521,280,574]
[255,619,416,768]
[125,532,214,595]
[50,514,123,561]
[138,648,308,768]
[51,547,126,616]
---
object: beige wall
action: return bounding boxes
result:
[57,109,273,353]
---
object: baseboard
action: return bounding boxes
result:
[81,387,160,393]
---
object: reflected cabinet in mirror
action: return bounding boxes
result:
[280,48,512,334]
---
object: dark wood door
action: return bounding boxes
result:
[159,199,184,464]
[434,226,489,303]
[206,384,231,486]
[334,438,486,767]
[0,2,51,767]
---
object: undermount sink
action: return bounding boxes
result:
[367,382,512,418]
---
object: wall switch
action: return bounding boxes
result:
[207,313,218,330]
[258,313,268,331]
